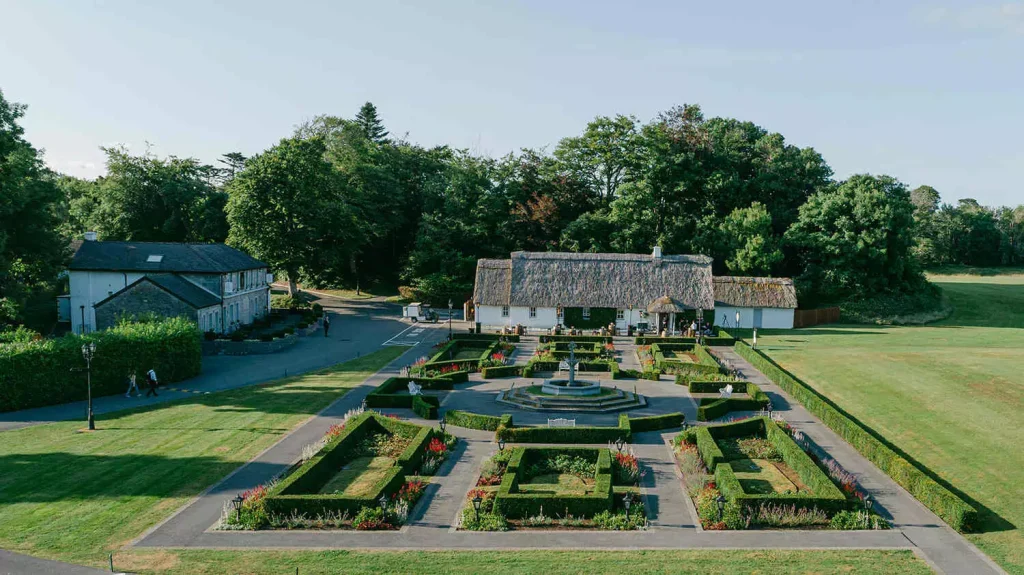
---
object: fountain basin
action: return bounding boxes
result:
[540,378,602,396]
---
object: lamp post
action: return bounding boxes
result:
[863,495,872,528]
[497,437,506,452]
[81,342,96,430]
[766,402,773,419]
[615,437,625,453]
[623,493,632,519]
[716,494,726,521]
[232,494,244,522]
[735,311,740,330]
[472,493,483,522]
[439,415,447,435]
[448,299,453,339]
[379,495,388,512]
[360,398,367,411]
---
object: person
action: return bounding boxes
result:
[125,369,140,398]
[690,320,697,337]
[145,368,159,397]
[323,313,331,337]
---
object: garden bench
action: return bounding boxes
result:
[407,381,423,396]
[547,418,576,428]
[719,384,733,399]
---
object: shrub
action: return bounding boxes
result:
[481,365,522,378]
[0,326,39,344]
[445,410,512,431]
[353,506,397,530]
[734,342,977,532]
[204,330,218,341]
[626,413,684,433]
[412,395,439,419]
[0,317,201,412]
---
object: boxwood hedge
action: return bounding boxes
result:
[453,333,520,343]
[493,447,614,518]
[0,317,201,412]
[480,365,522,378]
[412,395,439,419]
[364,375,459,409]
[734,341,978,532]
[696,385,770,421]
[444,410,513,431]
[494,412,685,442]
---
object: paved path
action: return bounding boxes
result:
[0,549,108,575]
[0,298,417,432]
[711,346,1004,575]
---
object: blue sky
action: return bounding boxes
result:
[1,0,1022,206]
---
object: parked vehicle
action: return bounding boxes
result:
[402,302,438,322]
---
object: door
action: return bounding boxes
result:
[753,308,763,329]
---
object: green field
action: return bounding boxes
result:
[755,271,1024,573]
[0,347,408,568]
[112,549,932,575]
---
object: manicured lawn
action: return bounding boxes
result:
[0,346,408,569]
[518,473,593,495]
[320,456,396,496]
[755,272,1024,573]
[112,549,933,574]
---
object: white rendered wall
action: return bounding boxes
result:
[713,306,794,330]
[69,270,145,333]
[476,305,557,329]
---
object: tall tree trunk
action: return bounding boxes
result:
[287,268,299,296]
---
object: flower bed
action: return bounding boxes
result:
[647,342,725,376]
[415,338,506,373]
[673,416,888,530]
[221,412,456,530]
[459,447,645,531]
[364,375,462,410]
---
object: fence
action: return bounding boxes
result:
[793,307,840,328]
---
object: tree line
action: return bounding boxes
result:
[2,88,1022,330]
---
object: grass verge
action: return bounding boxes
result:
[112,549,933,575]
[0,346,408,568]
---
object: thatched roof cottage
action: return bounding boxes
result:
[473,248,797,331]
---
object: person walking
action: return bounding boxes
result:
[145,368,159,397]
[323,312,331,337]
[125,369,140,398]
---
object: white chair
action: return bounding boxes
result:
[719,384,733,399]
[407,381,423,396]
[548,418,576,428]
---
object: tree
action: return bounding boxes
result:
[786,174,921,301]
[217,152,247,182]
[355,102,389,143]
[92,148,227,242]
[0,89,67,328]
[718,202,783,275]
[554,115,639,203]
[226,136,356,295]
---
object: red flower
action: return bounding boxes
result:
[427,437,448,455]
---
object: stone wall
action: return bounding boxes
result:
[95,281,198,330]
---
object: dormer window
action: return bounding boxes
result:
[146,255,163,263]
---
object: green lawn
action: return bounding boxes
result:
[755,271,1024,573]
[0,346,408,568]
[113,549,933,575]
[319,455,396,496]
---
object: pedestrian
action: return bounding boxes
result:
[323,313,331,337]
[125,369,140,398]
[145,368,159,397]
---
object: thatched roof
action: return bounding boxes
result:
[474,251,715,310]
[647,295,686,314]
[713,276,798,309]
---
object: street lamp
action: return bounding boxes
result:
[615,437,625,453]
[863,495,872,528]
[716,494,726,521]
[623,493,632,519]
[497,437,506,452]
[472,493,483,522]
[448,299,453,339]
[81,342,96,430]
[360,398,367,411]
[735,311,740,330]
[439,415,447,434]
[231,494,244,522]
[379,495,388,512]
[766,402,773,419]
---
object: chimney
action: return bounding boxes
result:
[84,231,98,242]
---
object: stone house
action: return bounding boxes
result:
[63,233,271,334]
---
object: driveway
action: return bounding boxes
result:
[0,296,435,432]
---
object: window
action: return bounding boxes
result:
[616,309,625,320]
[529,307,537,318]
[239,272,246,291]
[582,307,591,320]
[501,306,509,317]
[556,307,563,319]
[146,254,163,263]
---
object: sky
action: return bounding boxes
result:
[1,0,1022,206]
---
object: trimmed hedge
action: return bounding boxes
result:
[649,342,725,377]
[696,384,770,421]
[734,341,978,531]
[480,365,522,379]
[493,447,614,518]
[264,413,434,517]
[0,317,201,412]
[539,335,613,344]
[626,412,685,433]
[445,410,513,431]
[421,338,500,372]
[412,395,439,419]
[688,379,747,393]
[635,334,735,346]
[365,375,459,409]
[621,368,661,380]
[453,333,520,343]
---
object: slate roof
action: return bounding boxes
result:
[70,241,265,273]
[474,251,715,310]
[94,274,222,310]
[713,276,798,309]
